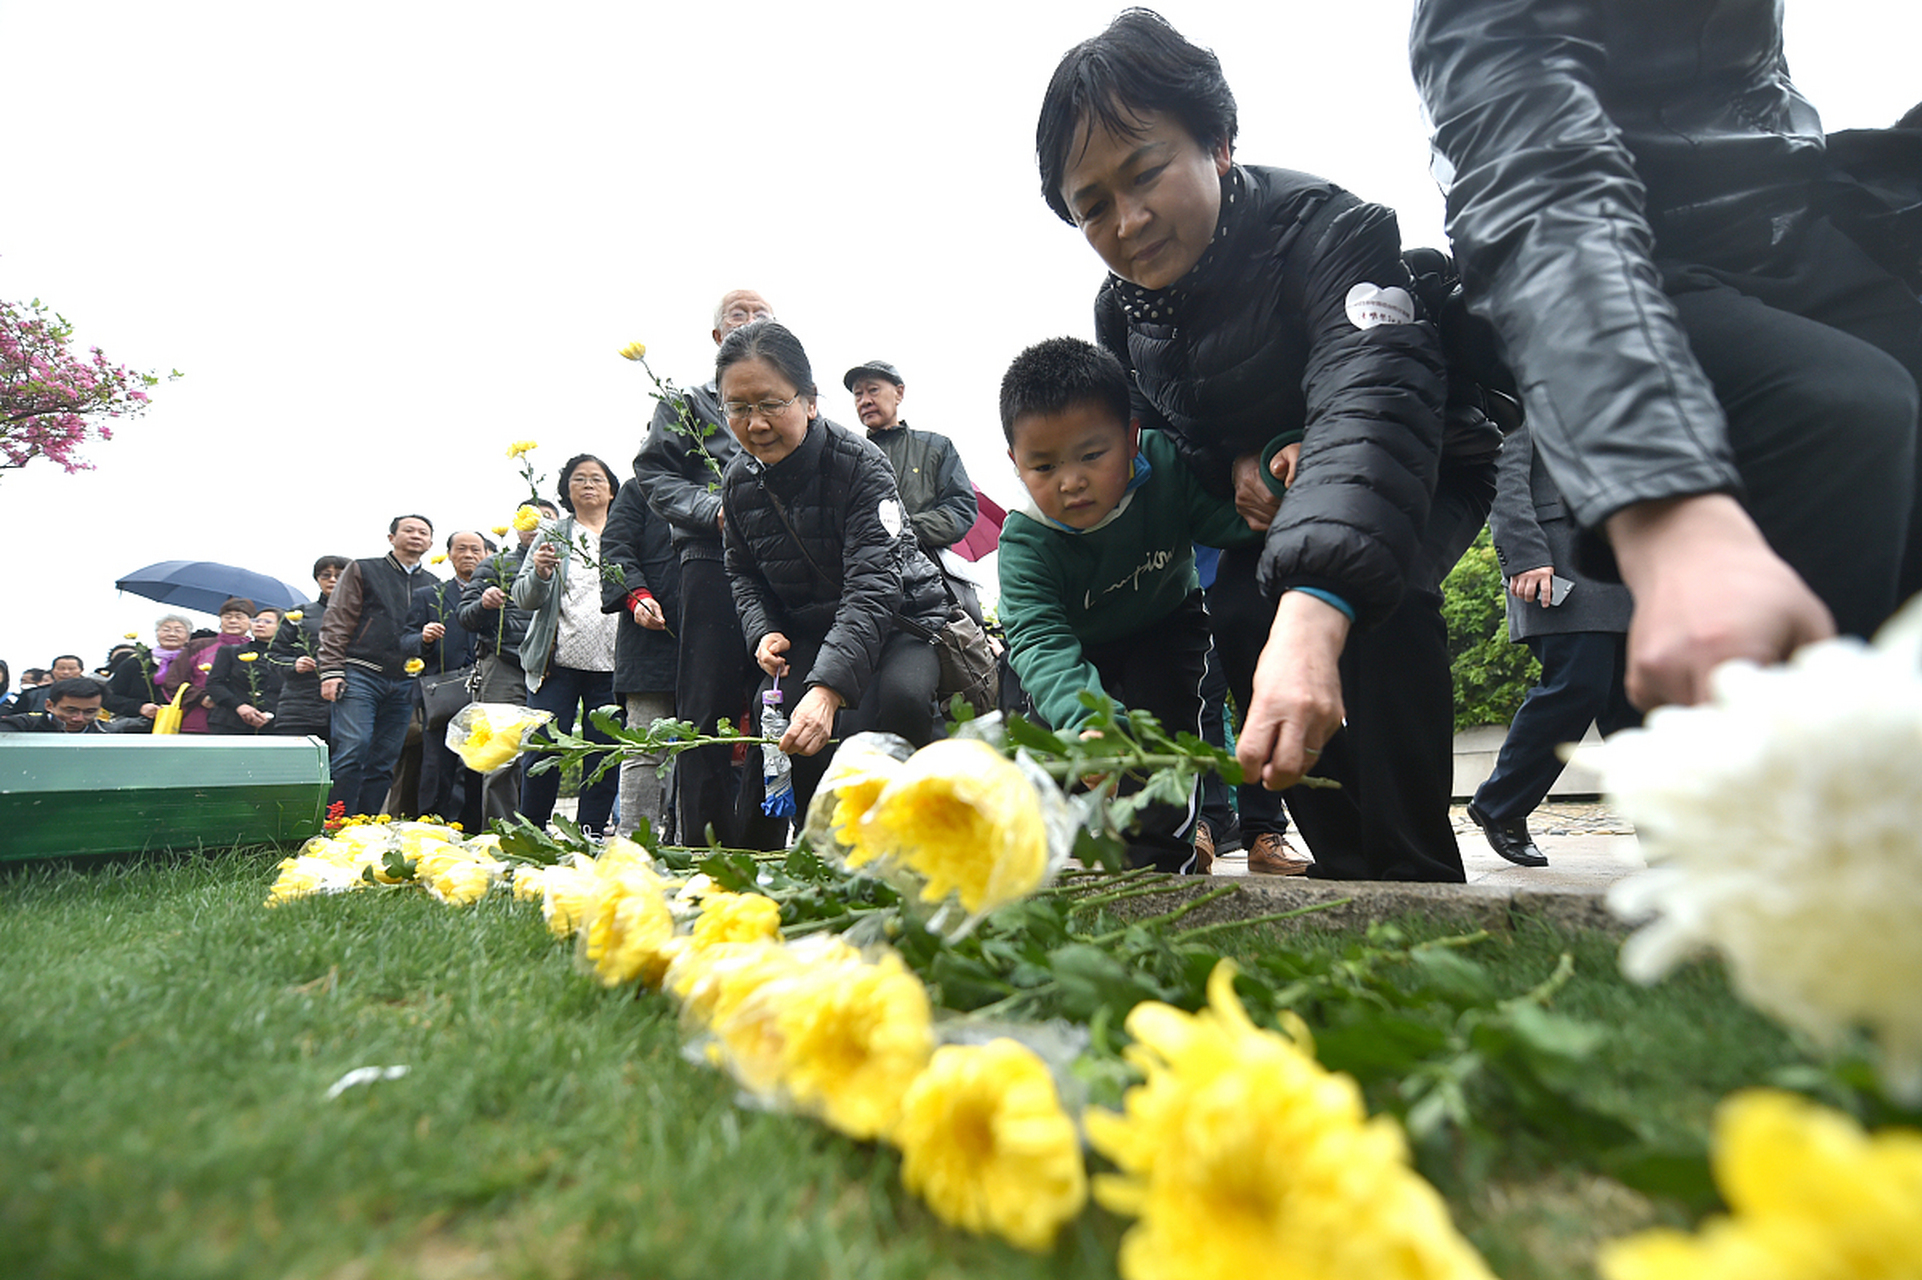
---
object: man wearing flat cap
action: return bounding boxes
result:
[844,360,978,560]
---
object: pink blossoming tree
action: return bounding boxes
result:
[1,296,178,475]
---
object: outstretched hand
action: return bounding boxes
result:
[1236,590,1349,790]
[1607,494,1835,708]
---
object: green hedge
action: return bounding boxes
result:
[1443,526,1541,731]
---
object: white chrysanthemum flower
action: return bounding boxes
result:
[1584,598,1922,1103]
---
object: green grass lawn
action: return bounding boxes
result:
[0,850,1812,1280]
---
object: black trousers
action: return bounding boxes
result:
[746,627,940,822]
[1472,631,1641,825]
[1209,459,1492,882]
[1662,216,1922,637]
[674,557,779,848]
[1083,591,1213,874]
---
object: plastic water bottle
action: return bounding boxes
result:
[760,685,796,819]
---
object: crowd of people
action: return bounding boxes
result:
[6,7,1917,885]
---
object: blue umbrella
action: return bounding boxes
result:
[115,560,308,614]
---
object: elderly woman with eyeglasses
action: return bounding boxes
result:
[512,452,623,834]
[716,320,950,820]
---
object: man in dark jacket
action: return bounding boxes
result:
[271,556,348,742]
[633,288,786,848]
[405,530,488,822]
[0,678,111,733]
[601,478,683,839]
[1467,427,1640,867]
[1413,0,1922,709]
[459,501,550,826]
[844,359,983,621]
[319,515,436,815]
[1040,12,1485,881]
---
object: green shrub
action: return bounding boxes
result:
[1443,526,1541,730]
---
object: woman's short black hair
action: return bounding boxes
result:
[1036,8,1238,226]
[715,319,818,399]
[999,336,1133,444]
[312,554,350,578]
[556,454,620,513]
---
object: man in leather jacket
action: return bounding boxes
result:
[1414,0,1922,708]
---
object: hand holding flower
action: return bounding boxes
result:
[782,685,843,758]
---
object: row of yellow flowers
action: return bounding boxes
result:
[265,693,1922,1277]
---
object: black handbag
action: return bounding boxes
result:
[420,665,475,731]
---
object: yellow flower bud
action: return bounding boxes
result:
[404,658,425,676]
[619,341,648,361]
[238,652,258,663]
[286,610,304,623]
[124,632,138,640]
[431,553,447,565]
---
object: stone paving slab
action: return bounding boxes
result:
[1180,801,1646,935]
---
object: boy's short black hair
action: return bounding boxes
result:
[1036,8,1238,225]
[999,337,1133,445]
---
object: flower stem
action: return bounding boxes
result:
[1086,884,1237,944]
[1170,897,1356,943]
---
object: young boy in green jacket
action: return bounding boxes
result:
[997,336,1291,874]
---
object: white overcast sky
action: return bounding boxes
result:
[3,1,1916,673]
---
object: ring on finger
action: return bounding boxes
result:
[1302,745,1322,758]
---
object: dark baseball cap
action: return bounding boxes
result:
[843,360,904,391]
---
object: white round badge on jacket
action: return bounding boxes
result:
[1344,282,1416,330]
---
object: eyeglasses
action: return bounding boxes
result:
[568,473,610,488]
[722,393,802,423]
[722,307,774,326]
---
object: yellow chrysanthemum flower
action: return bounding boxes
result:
[1086,962,1495,1280]
[490,525,510,537]
[264,852,365,905]
[687,891,783,952]
[238,651,258,663]
[123,631,138,640]
[424,858,496,906]
[538,859,604,939]
[856,739,1049,915]
[403,658,425,676]
[803,742,904,858]
[452,703,551,774]
[897,1039,1089,1253]
[579,866,678,988]
[506,440,538,458]
[667,934,858,1035]
[285,610,304,623]
[618,341,647,361]
[719,951,933,1141]
[512,504,543,533]
[1599,1089,1922,1280]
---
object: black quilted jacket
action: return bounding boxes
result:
[1095,165,1448,628]
[722,418,947,709]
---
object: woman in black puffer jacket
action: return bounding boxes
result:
[718,320,948,818]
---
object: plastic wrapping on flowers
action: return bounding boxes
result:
[802,729,1078,939]
[447,702,554,775]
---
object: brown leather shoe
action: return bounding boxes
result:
[1247,832,1311,876]
[1192,820,1216,875]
